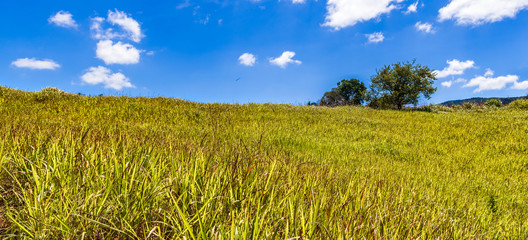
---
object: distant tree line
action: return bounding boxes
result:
[316,60,437,110]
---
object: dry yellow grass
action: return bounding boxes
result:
[0,86,527,239]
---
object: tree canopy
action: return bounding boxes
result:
[320,79,366,106]
[367,60,436,109]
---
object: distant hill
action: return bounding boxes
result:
[440,96,528,106]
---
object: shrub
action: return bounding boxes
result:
[367,97,391,109]
[462,102,475,110]
[508,99,528,110]
[33,87,67,102]
[417,104,449,113]
[485,99,502,108]
[433,104,453,112]
[418,104,434,112]
[416,104,454,113]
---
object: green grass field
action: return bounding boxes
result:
[1,86,528,239]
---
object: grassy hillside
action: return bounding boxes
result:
[1,87,528,239]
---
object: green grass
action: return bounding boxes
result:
[1,86,528,239]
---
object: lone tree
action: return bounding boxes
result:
[367,60,436,109]
[320,78,366,106]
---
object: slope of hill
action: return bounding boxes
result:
[1,86,528,238]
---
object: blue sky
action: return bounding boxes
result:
[1,0,528,104]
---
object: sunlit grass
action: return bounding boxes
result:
[0,86,527,238]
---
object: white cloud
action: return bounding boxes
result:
[91,17,122,40]
[434,59,475,78]
[464,74,519,92]
[439,0,528,25]
[239,53,256,66]
[441,78,467,88]
[292,0,306,3]
[404,1,418,14]
[484,68,494,77]
[107,9,144,43]
[415,21,435,33]
[90,10,143,43]
[48,11,78,28]
[441,81,453,87]
[454,78,467,83]
[366,32,384,43]
[512,80,528,90]
[96,40,141,65]
[270,51,302,68]
[11,58,60,70]
[323,0,404,30]
[81,66,134,90]
[460,68,528,92]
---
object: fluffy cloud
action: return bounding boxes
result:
[270,51,302,68]
[366,32,384,43]
[415,21,435,33]
[292,0,306,3]
[323,0,403,30]
[91,17,121,40]
[81,66,134,90]
[107,9,143,42]
[434,59,475,78]
[484,68,494,77]
[439,0,528,25]
[404,1,418,14]
[11,58,60,70]
[441,78,468,88]
[441,81,453,88]
[512,80,528,90]
[96,40,141,65]
[464,74,519,92]
[454,78,467,83]
[238,53,256,66]
[48,11,78,28]
[90,10,143,43]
